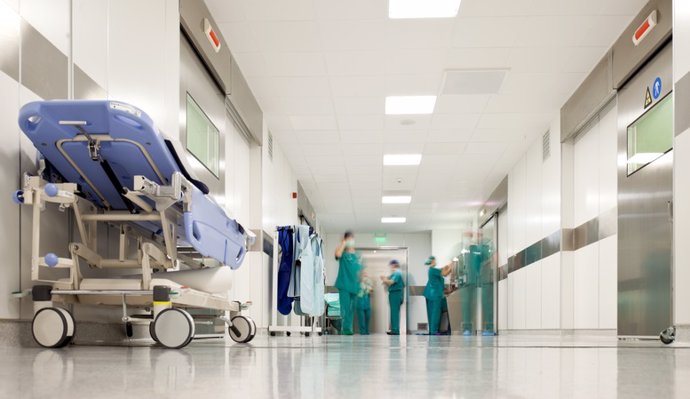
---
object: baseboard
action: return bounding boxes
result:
[674,324,690,343]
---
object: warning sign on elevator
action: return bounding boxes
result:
[644,86,653,108]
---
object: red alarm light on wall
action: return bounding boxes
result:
[292,192,298,199]
[203,18,221,53]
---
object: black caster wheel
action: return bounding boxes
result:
[318,332,323,336]
[228,315,256,343]
[660,326,676,345]
[153,308,194,349]
[305,332,310,337]
[286,331,291,337]
[125,321,134,338]
[32,307,76,348]
[149,322,159,343]
[270,331,276,337]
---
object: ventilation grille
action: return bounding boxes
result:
[542,130,551,161]
[268,131,274,161]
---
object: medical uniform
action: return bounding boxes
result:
[356,279,372,335]
[335,252,361,335]
[387,269,404,334]
[424,266,445,334]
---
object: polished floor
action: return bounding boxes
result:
[2,334,690,399]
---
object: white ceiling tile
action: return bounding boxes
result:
[385,74,443,96]
[251,76,332,98]
[330,76,386,97]
[383,142,425,153]
[318,20,387,50]
[598,0,647,16]
[313,173,348,183]
[458,0,534,17]
[484,92,563,114]
[516,16,591,47]
[464,142,508,155]
[383,49,448,75]
[301,144,343,157]
[447,47,512,70]
[423,142,467,155]
[385,116,432,131]
[333,97,383,115]
[347,170,382,182]
[290,115,338,130]
[477,113,552,131]
[342,143,384,156]
[264,115,293,131]
[431,114,481,129]
[561,47,608,73]
[507,47,568,74]
[232,52,267,77]
[217,22,259,53]
[451,17,524,48]
[206,0,247,22]
[428,129,474,142]
[259,97,335,115]
[348,155,384,167]
[324,51,387,76]
[581,15,636,47]
[385,19,455,48]
[470,128,532,142]
[262,52,328,76]
[434,95,490,114]
[339,130,384,143]
[251,21,321,51]
[241,0,316,21]
[383,130,429,143]
[295,130,340,144]
[315,0,386,20]
[337,115,385,131]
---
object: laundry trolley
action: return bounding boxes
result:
[14,100,257,349]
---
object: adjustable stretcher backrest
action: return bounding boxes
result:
[17,100,207,210]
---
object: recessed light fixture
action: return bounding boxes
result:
[383,154,422,166]
[382,195,412,204]
[388,0,462,19]
[385,96,436,115]
[382,217,407,223]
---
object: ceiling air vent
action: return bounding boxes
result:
[441,69,508,95]
[542,130,551,161]
[268,131,274,161]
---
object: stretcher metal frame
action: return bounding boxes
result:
[17,163,256,349]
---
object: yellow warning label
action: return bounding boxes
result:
[644,86,653,108]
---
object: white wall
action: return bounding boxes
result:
[568,101,618,330]
[323,231,431,331]
[502,117,562,330]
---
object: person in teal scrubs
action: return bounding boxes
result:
[423,256,453,335]
[334,231,361,335]
[380,259,404,335]
[356,272,373,335]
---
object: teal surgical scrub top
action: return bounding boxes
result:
[424,267,445,300]
[388,269,404,292]
[335,252,362,294]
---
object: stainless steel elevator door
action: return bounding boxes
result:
[617,43,673,338]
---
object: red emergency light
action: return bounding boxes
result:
[632,10,657,46]
[203,18,221,53]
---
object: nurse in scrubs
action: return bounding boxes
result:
[381,259,404,335]
[423,256,453,335]
[334,231,362,335]
[357,271,374,335]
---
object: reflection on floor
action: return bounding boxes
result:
[2,334,690,398]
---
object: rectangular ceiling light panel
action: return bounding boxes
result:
[385,96,437,115]
[441,69,508,95]
[389,0,462,19]
[383,154,422,165]
[381,217,407,223]
[382,195,412,204]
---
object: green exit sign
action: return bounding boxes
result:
[374,234,387,244]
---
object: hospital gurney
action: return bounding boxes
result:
[14,100,257,349]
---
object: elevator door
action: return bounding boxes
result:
[617,43,673,337]
[356,248,407,334]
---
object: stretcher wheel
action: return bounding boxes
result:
[32,307,75,348]
[228,315,256,343]
[304,332,310,337]
[153,308,194,349]
[149,322,159,343]
[286,332,291,337]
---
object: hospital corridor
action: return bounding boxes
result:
[2,0,690,398]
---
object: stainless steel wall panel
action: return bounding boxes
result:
[542,230,561,259]
[0,6,20,81]
[561,52,614,142]
[617,43,673,337]
[20,21,67,99]
[229,60,263,145]
[611,0,672,89]
[675,71,690,136]
[73,65,106,100]
[573,218,598,250]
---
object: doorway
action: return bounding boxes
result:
[355,248,408,334]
